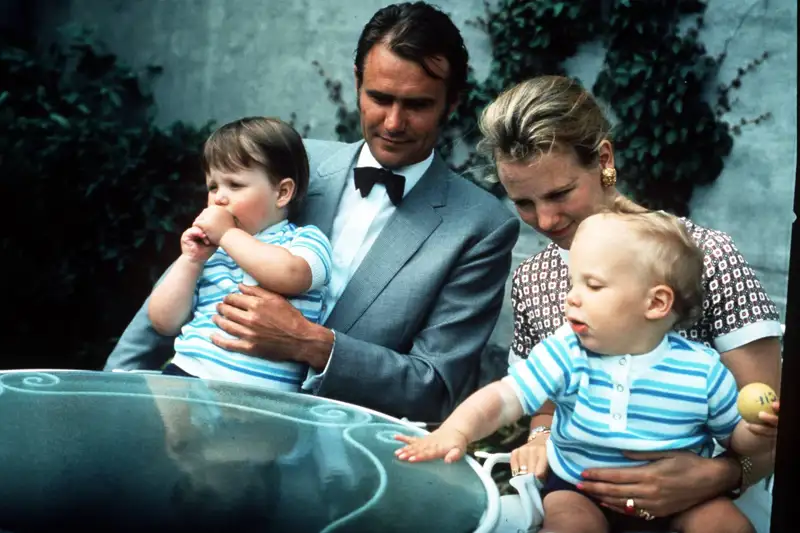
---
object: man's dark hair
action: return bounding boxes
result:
[354,2,469,107]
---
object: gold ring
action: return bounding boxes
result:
[637,508,656,521]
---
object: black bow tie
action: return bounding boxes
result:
[354,167,406,206]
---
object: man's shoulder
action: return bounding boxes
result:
[302,138,349,154]
[302,138,359,172]
[441,169,517,225]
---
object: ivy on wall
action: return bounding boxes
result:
[317,0,771,216]
[0,31,213,369]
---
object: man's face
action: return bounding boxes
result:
[356,42,454,169]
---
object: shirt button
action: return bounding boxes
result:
[616,384,625,392]
[613,413,622,420]
[619,358,627,366]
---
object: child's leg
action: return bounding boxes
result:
[541,490,609,533]
[670,496,755,533]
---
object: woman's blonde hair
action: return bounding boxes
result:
[591,197,705,327]
[477,75,612,181]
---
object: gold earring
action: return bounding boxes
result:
[601,167,617,187]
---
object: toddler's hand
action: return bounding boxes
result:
[394,427,468,464]
[181,226,216,263]
[746,401,779,439]
[193,206,237,245]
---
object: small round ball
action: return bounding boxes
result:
[737,382,778,424]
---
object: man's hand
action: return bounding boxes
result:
[210,284,334,369]
[577,450,740,518]
[180,226,217,264]
[394,428,469,464]
[193,206,237,245]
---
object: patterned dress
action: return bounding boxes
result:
[510,219,782,362]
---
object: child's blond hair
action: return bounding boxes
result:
[591,196,705,328]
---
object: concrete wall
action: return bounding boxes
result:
[35,0,797,350]
[34,0,494,133]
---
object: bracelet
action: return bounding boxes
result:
[725,453,753,500]
[527,425,551,443]
[739,455,755,491]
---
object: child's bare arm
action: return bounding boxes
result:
[394,380,524,463]
[724,418,777,457]
[219,229,312,295]
[148,254,206,336]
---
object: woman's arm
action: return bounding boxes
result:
[219,228,312,296]
[148,254,205,335]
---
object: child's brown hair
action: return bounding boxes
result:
[201,117,309,219]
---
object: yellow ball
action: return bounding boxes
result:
[737,382,778,424]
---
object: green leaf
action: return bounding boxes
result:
[50,113,70,128]
[108,90,122,107]
[85,181,100,197]
[666,130,678,144]
[653,161,664,177]
[553,3,565,17]
[159,218,175,232]
[673,100,683,113]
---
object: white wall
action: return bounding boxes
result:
[37,0,797,349]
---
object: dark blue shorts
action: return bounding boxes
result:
[162,363,197,378]
[541,471,672,531]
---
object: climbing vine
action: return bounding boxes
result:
[315,0,771,215]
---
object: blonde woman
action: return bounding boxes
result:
[478,76,782,527]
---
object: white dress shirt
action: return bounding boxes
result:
[303,143,434,390]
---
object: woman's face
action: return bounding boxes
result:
[496,144,615,249]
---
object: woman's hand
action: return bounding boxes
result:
[577,450,740,518]
[510,432,550,480]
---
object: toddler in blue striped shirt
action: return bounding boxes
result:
[396,203,776,533]
[148,116,332,393]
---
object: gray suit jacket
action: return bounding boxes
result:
[104,139,520,422]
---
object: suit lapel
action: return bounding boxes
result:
[325,155,450,332]
[297,142,362,235]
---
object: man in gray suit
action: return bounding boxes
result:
[104,2,519,423]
